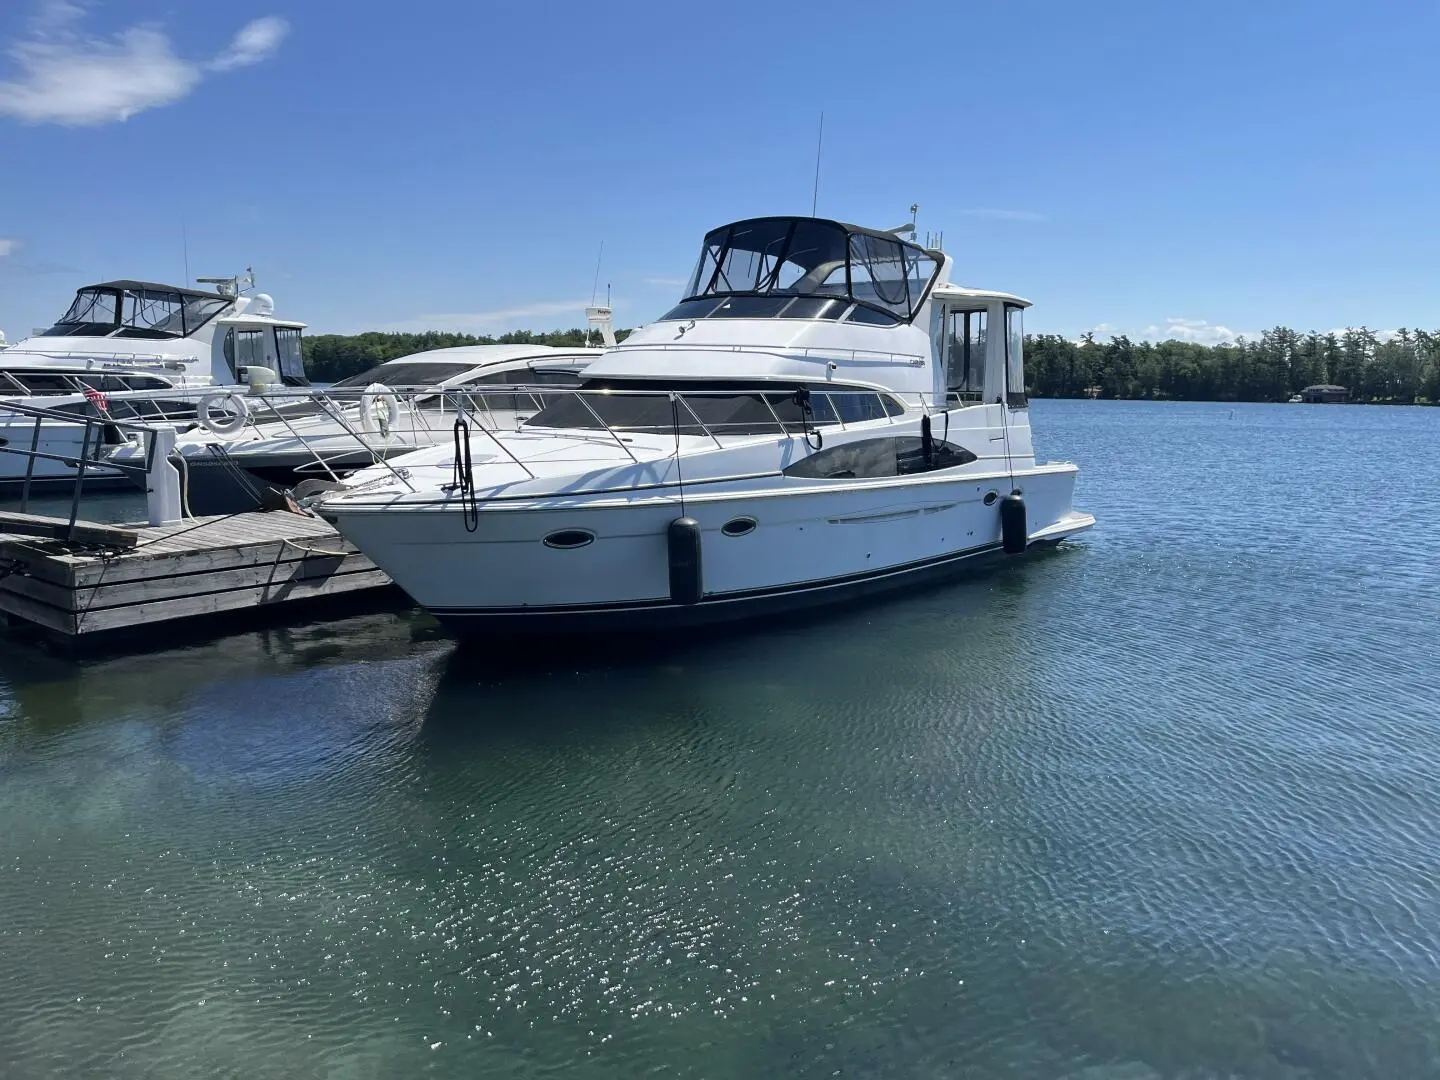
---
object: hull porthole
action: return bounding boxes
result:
[983,490,999,507]
[542,529,595,550]
[720,516,757,538]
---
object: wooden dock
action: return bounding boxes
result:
[0,509,396,646]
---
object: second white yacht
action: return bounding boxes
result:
[315,216,1094,635]
[0,274,305,490]
[121,343,603,515]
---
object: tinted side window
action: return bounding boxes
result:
[784,437,977,479]
[846,306,900,326]
[14,373,79,394]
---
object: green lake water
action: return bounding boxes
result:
[1,399,1437,1078]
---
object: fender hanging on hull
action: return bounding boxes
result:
[667,517,703,605]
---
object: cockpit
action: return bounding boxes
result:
[39,281,232,339]
[659,217,939,327]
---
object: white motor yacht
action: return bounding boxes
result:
[118,343,604,516]
[315,216,1094,635]
[0,274,305,490]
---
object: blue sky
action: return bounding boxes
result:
[1,0,1437,345]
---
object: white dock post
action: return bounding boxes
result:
[146,427,182,526]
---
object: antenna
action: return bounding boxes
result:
[810,111,824,217]
[590,241,605,306]
[181,216,190,285]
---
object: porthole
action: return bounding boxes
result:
[542,529,595,550]
[983,490,999,506]
[721,517,757,538]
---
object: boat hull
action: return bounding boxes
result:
[0,417,127,489]
[323,464,1093,637]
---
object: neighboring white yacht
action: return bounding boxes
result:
[0,274,305,490]
[315,216,1094,636]
[116,343,603,515]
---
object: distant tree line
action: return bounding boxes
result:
[301,328,629,384]
[1027,327,1440,403]
[304,324,1440,403]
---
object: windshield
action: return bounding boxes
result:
[331,360,476,388]
[674,218,939,323]
[41,285,231,338]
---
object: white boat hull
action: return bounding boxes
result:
[322,463,1092,635]
[0,416,126,488]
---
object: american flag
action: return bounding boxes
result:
[83,385,109,412]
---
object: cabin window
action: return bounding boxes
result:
[75,373,169,393]
[520,368,586,386]
[455,370,541,412]
[121,399,199,421]
[332,361,472,389]
[524,383,904,436]
[274,327,308,385]
[783,437,978,479]
[846,306,900,326]
[709,296,794,319]
[1005,305,1026,408]
[11,372,78,394]
[780,297,848,320]
[945,310,987,401]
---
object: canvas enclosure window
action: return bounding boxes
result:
[235,329,268,371]
[1005,305,1026,407]
[945,310,987,400]
[274,327,307,385]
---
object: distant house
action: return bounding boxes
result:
[1299,384,1350,403]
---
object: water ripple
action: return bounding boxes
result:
[2,403,1440,1078]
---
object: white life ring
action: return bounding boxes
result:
[197,391,251,436]
[360,383,401,437]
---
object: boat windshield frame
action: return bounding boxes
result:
[668,217,940,325]
[39,282,232,339]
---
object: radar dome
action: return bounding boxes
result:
[250,293,275,317]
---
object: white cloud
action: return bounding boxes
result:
[386,299,594,333]
[1074,318,1256,346]
[643,276,687,287]
[0,7,288,126]
[208,17,289,73]
[961,208,1047,222]
[1137,318,1255,346]
[31,0,84,34]
[1328,326,1401,343]
[0,238,17,257]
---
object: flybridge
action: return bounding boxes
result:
[38,280,234,340]
[661,216,942,326]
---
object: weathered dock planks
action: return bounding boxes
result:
[0,510,395,643]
